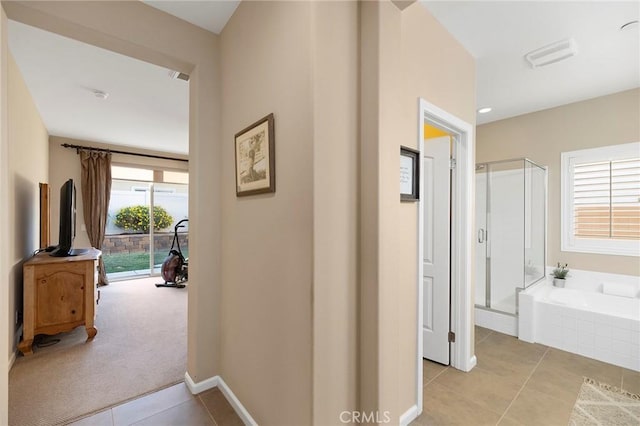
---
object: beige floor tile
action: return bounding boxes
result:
[540,348,623,388]
[478,332,547,363]
[415,382,502,425]
[504,386,576,426]
[621,368,640,395]
[423,359,449,385]
[94,328,630,426]
[199,388,243,426]
[497,416,524,426]
[66,409,113,426]
[524,360,584,404]
[433,365,522,415]
[131,399,215,426]
[112,383,194,426]
[474,343,542,385]
[475,326,493,344]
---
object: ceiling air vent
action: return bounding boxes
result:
[524,38,578,68]
[168,70,190,82]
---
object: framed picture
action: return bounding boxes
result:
[400,146,419,202]
[235,113,276,197]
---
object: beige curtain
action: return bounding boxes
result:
[80,149,112,286]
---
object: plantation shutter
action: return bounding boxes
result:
[573,158,640,240]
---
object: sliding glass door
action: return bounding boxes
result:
[152,178,189,275]
[104,166,188,280]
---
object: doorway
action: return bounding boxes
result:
[414,98,476,417]
[2,9,194,425]
[1,2,221,423]
[421,130,452,365]
[105,165,189,281]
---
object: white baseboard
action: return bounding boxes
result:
[216,376,258,426]
[184,372,218,394]
[8,351,16,371]
[475,307,518,337]
[9,324,22,371]
[467,355,477,371]
[184,372,257,426]
[399,404,419,426]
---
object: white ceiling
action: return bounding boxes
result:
[8,2,639,156]
[142,0,240,34]
[421,1,640,125]
[8,20,190,154]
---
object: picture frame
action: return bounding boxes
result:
[235,113,275,197]
[400,146,419,202]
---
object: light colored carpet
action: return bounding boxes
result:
[569,377,640,426]
[9,277,187,426]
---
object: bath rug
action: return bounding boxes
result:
[568,377,640,426]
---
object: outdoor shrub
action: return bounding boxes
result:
[114,205,173,233]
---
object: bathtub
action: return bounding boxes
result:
[519,273,640,372]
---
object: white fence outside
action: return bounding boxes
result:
[107,190,189,235]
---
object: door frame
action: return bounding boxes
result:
[420,135,452,365]
[415,98,476,415]
[1,5,210,424]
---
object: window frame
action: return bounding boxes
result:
[561,142,640,257]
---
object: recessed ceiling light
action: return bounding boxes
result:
[620,20,638,31]
[92,89,109,100]
[477,107,492,114]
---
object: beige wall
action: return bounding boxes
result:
[7,51,48,359]
[360,1,476,417]
[2,0,222,390]
[477,89,640,276]
[220,2,314,424]
[220,2,361,423]
[358,0,382,416]
[0,6,9,424]
[397,3,476,411]
[376,1,403,415]
[311,2,359,424]
[0,2,478,425]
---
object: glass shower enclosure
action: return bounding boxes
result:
[476,158,546,315]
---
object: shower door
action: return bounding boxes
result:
[475,166,488,307]
[486,161,524,314]
[475,159,546,316]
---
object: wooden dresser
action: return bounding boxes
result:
[18,248,101,355]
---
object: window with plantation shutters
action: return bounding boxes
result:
[573,159,640,239]
[562,142,640,257]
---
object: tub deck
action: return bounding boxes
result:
[519,279,640,372]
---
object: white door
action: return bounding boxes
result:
[423,136,451,365]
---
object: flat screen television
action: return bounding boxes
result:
[50,179,76,257]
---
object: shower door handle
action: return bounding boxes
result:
[478,229,485,243]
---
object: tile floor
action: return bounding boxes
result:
[412,326,640,426]
[68,326,640,426]
[67,383,243,426]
